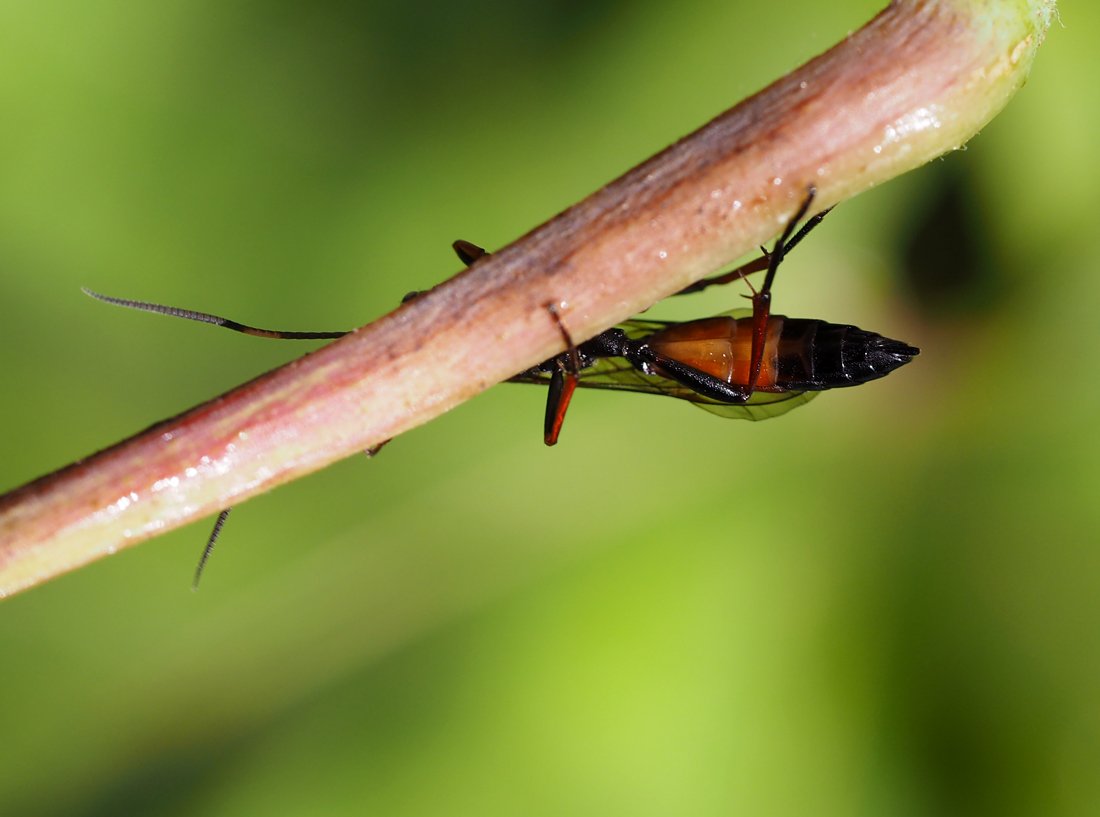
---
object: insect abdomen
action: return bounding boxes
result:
[774,318,918,390]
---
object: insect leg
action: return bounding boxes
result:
[641,352,754,403]
[453,242,582,443]
[452,240,489,266]
[673,199,832,297]
[542,304,582,446]
[745,188,819,395]
[674,254,770,296]
[364,441,391,457]
[759,188,818,295]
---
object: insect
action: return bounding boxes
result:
[83,189,917,583]
[451,189,918,445]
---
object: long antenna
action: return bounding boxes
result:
[192,508,232,590]
[82,289,349,340]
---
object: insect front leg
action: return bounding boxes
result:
[452,239,489,266]
[450,244,586,445]
[541,304,582,446]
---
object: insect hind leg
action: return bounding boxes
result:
[640,351,753,404]
[744,187,822,396]
[674,188,832,297]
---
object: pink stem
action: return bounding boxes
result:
[0,0,1056,597]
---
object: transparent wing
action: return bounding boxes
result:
[691,389,818,420]
[542,308,813,420]
[510,352,817,422]
[615,308,752,340]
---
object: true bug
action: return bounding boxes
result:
[84,189,917,583]
[450,189,918,445]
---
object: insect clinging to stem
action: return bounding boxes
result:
[451,190,917,446]
[84,188,918,585]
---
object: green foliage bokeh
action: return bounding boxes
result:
[1,1,1096,815]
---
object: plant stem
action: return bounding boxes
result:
[0,0,1056,598]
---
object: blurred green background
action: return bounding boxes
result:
[1,1,1095,815]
